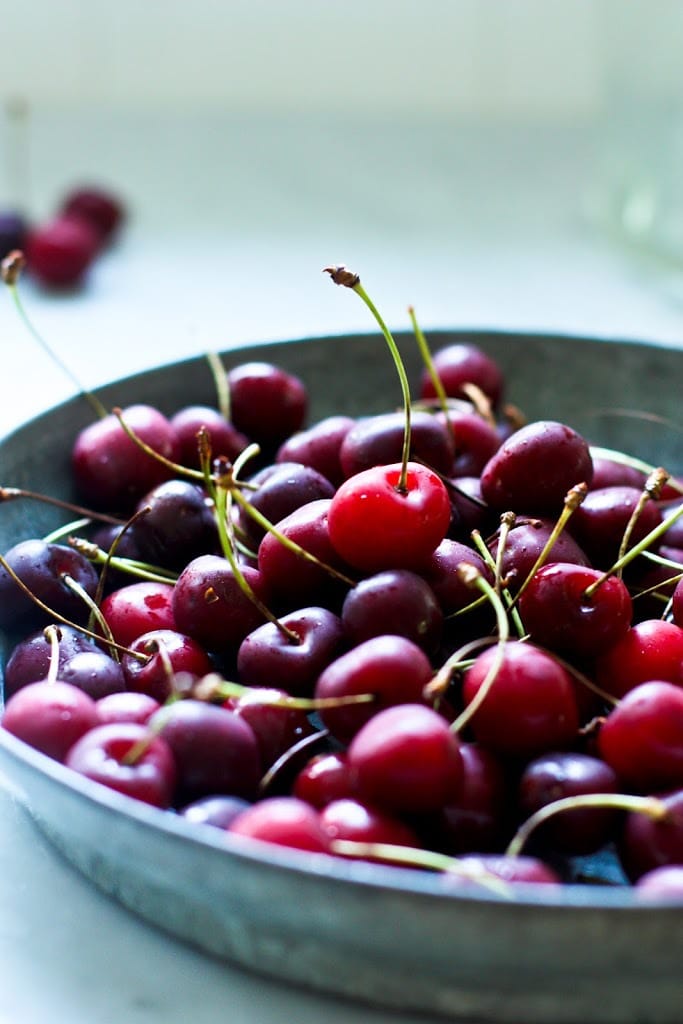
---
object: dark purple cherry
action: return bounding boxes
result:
[420,342,504,409]
[590,456,647,491]
[170,405,248,469]
[58,648,126,700]
[341,570,443,653]
[568,486,662,569]
[442,410,501,477]
[0,539,99,631]
[487,517,590,594]
[339,410,455,479]
[132,479,218,570]
[226,687,316,772]
[227,361,307,449]
[4,625,93,698]
[421,538,494,615]
[237,462,335,549]
[0,210,28,257]
[172,555,269,654]
[276,415,354,487]
[618,788,683,882]
[433,742,512,855]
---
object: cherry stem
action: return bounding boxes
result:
[616,467,668,574]
[470,528,526,639]
[0,487,124,526]
[61,573,120,663]
[407,305,450,418]
[505,793,669,858]
[69,536,178,584]
[583,497,683,598]
[258,728,330,796]
[513,482,588,604]
[329,840,513,897]
[191,671,376,711]
[205,351,231,422]
[112,409,205,482]
[324,265,412,492]
[3,278,108,421]
[44,624,61,685]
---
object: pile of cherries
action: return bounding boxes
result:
[0,185,124,288]
[1,311,682,899]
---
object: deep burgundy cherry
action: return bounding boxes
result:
[346,703,463,815]
[172,554,269,654]
[227,796,333,853]
[319,797,420,850]
[568,485,662,569]
[25,215,99,288]
[617,788,683,882]
[132,479,218,570]
[0,538,99,631]
[169,405,248,469]
[434,742,512,855]
[1,680,99,761]
[65,722,176,808]
[152,699,261,804]
[3,625,93,698]
[518,563,633,660]
[293,751,354,808]
[60,186,125,245]
[518,752,620,855]
[236,462,335,549]
[227,361,308,449]
[594,619,683,699]
[327,462,451,573]
[100,580,177,648]
[670,577,683,629]
[72,404,180,511]
[419,342,504,409]
[236,606,345,696]
[57,649,126,700]
[276,415,354,487]
[442,409,501,477]
[314,634,434,744]
[589,456,647,491]
[598,681,683,792]
[341,569,443,653]
[487,517,590,594]
[120,628,214,703]
[226,686,316,772]
[257,498,352,609]
[480,420,593,515]
[461,641,580,758]
[338,410,455,479]
[421,538,494,615]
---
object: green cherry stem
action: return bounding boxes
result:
[44,625,61,685]
[61,573,120,662]
[0,486,124,527]
[512,482,588,604]
[205,351,231,422]
[407,305,450,418]
[616,467,668,572]
[324,265,412,493]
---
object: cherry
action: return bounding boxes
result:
[25,215,99,288]
[419,342,504,409]
[319,798,420,850]
[237,606,345,696]
[65,722,176,808]
[443,409,501,477]
[292,752,353,808]
[2,679,99,761]
[568,485,663,569]
[446,854,561,888]
[0,538,99,631]
[227,362,308,449]
[598,681,683,792]
[72,404,180,511]
[461,641,580,758]
[635,865,683,899]
[100,580,177,647]
[179,794,252,831]
[518,563,633,660]
[4,625,93,698]
[594,619,683,699]
[57,648,126,700]
[432,742,512,855]
[0,210,28,258]
[227,796,333,853]
[446,475,495,539]
[152,699,261,803]
[341,569,443,653]
[120,628,214,703]
[347,703,462,815]
[172,554,269,654]
[314,634,434,744]
[339,410,455,479]
[276,415,354,487]
[617,788,683,881]
[132,479,218,570]
[226,687,316,772]
[421,538,495,616]
[480,420,593,515]
[96,691,160,725]
[236,462,335,549]
[327,462,451,573]
[590,456,647,491]
[518,752,620,855]
[60,186,125,245]
[169,405,248,469]
[487,517,590,594]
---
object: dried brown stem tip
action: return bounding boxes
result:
[1,249,26,285]
[323,264,360,288]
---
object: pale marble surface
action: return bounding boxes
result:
[1,111,682,1023]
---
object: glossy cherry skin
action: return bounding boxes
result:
[480,420,593,516]
[461,641,580,759]
[25,215,99,288]
[518,563,633,660]
[421,538,494,616]
[419,342,504,409]
[594,619,683,699]
[432,742,512,855]
[341,570,443,653]
[568,486,662,569]
[347,703,463,815]
[617,788,683,882]
[1,680,99,761]
[227,362,308,449]
[598,681,683,792]
[444,410,501,478]
[293,752,354,808]
[226,687,316,772]
[120,628,214,704]
[237,462,335,549]
[132,479,218,570]
[487,517,590,595]
[319,798,420,850]
[237,606,345,696]
[518,752,620,855]
[227,796,332,853]
[169,405,248,469]
[72,404,180,511]
[3,625,93,698]
[100,581,177,647]
[152,699,261,804]
[339,410,455,479]
[0,539,100,632]
[57,649,126,700]
[276,415,354,487]
[327,462,451,573]
[95,691,160,725]
[65,722,176,808]
[314,634,434,744]
[172,555,269,654]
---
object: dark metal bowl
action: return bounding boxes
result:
[0,330,681,1024]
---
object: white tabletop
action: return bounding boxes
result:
[1,110,682,1023]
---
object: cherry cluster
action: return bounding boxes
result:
[0,185,124,289]
[1,324,682,899]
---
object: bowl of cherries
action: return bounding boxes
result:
[0,264,681,1024]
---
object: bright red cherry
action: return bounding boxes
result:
[598,681,683,792]
[228,796,332,853]
[327,462,451,572]
[594,620,683,699]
